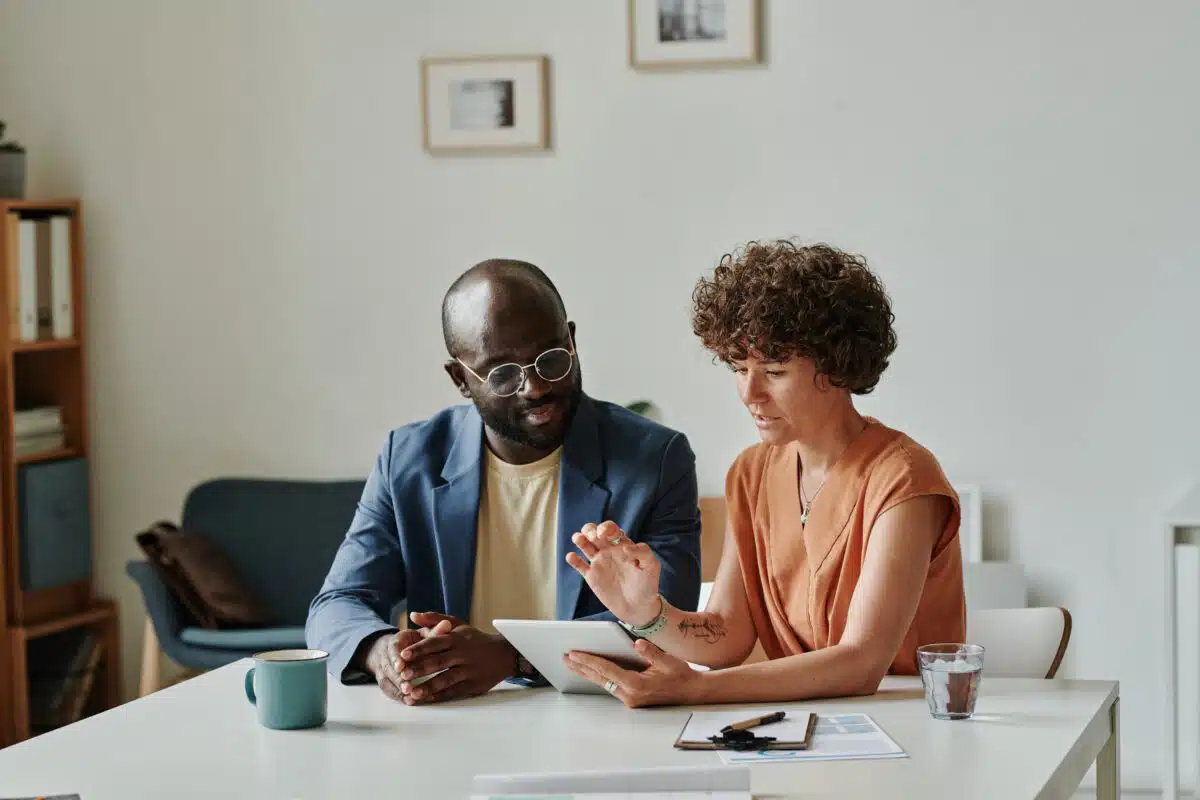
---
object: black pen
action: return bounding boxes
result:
[720,710,787,733]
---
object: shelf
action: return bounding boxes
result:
[17,600,116,642]
[15,446,80,466]
[0,199,79,214]
[0,195,97,748]
[11,338,80,354]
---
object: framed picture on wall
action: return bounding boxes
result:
[628,0,761,70]
[952,484,984,563]
[420,55,550,155]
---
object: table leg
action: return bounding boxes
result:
[139,616,162,697]
[1096,696,1120,800]
[1165,536,1178,800]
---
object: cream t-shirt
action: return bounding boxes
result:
[468,446,561,634]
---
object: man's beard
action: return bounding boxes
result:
[479,380,583,451]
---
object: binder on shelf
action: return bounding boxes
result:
[3,212,17,340]
[17,457,92,591]
[17,217,37,342]
[35,219,52,336]
[49,214,73,339]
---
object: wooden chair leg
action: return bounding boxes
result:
[139,616,162,697]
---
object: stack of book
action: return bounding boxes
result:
[14,405,64,458]
[27,627,105,733]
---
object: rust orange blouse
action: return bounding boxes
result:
[726,418,966,675]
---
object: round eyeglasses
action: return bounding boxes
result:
[457,344,576,398]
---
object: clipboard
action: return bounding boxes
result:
[673,710,818,751]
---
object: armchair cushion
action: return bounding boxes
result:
[179,626,306,651]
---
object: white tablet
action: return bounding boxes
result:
[493,619,649,695]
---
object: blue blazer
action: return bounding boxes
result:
[306,395,702,681]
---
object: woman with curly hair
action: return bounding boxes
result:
[563,240,965,707]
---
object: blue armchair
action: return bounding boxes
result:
[127,477,364,695]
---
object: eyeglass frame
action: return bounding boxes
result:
[455,331,577,397]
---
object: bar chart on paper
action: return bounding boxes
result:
[719,713,906,764]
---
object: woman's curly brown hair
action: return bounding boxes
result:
[691,240,897,395]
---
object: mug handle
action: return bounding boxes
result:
[245,667,257,705]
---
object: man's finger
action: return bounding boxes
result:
[399,633,455,662]
[408,665,472,701]
[401,649,465,681]
[410,611,463,629]
[385,631,422,673]
[406,676,488,706]
[390,629,423,650]
[417,619,454,640]
[374,657,407,701]
[565,552,590,575]
[378,672,406,702]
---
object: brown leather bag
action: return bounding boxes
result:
[136,521,273,629]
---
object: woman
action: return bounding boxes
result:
[563,240,965,707]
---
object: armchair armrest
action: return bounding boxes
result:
[126,559,193,642]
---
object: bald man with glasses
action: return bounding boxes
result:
[306,259,701,705]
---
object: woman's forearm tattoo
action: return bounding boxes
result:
[678,615,727,644]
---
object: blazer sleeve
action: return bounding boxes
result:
[306,433,406,683]
[576,431,702,622]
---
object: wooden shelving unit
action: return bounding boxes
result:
[12,338,81,354]
[0,198,119,746]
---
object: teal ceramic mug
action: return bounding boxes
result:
[244,648,329,730]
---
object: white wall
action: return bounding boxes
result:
[1,0,1197,788]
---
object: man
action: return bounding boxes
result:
[306,258,701,705]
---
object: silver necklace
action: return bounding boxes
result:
[800,478,825,527]
[798,418,871,527]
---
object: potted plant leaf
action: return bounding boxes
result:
[0,121,26,199]
[625,399,662,422]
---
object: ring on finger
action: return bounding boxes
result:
[604,680,618,694]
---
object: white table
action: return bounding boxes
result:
[0,661,1119,799]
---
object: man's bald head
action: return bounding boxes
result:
[440,258,581,459]
[441,259,567,358]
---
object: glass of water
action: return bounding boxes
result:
[917,643,985,720]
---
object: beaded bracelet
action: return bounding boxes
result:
[622,594,668,638]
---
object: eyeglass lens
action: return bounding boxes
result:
[488,349,573,395]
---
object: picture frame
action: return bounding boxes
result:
[420,55,550,155]
[628,0,761,70]
[952,483,984,563]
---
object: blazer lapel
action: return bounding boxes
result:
[556,397,611,619]
[433,407,484,622]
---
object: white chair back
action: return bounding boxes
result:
[963,561,1027,610]
[966,606,1072,678]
